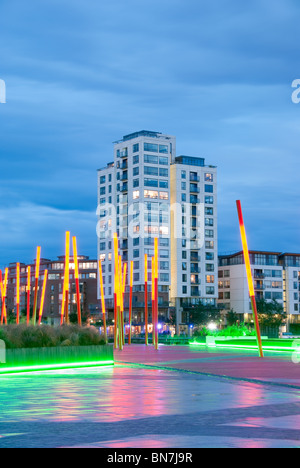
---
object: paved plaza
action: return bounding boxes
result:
[1,345,300,448]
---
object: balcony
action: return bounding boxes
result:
[191,254,200,262]
[121,184,128,193]
[190,185,200,194]
[190,175,200,182]
[120,150,128,158]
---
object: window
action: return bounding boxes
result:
[160,250,169,258]
[133,179,139,187]
[159,180,168,189]
[206,264,214,272]
[133,167,139,176]
[159,156,168,165]
[181,171,186,179]
[206,252,214,260]
[182,286,187,294]
[182,182,186,191]
[133,249,139,258]
[144,143,158,152]
[206,275,215,283]
[182,193,186,202]
[205,230,214,238]
[206,287,215,295]
[133,190,140,199]
[145,178,158,188]
[159,168,168,177]
[133,143,139,153]
[205,185,213,193]
[205,196,214,204]
[159,192,169,200]
[144,154,158,164]
[160,273,169,282]
[145,166,158,176]
[205,218,214,226]
[134,273,140,282]
[205,241,214,249]
[205,173,213,182]
[205,207,213,215]
[100,175,106,184]
[100,187,106,195]
[133,155,139,164]
[159,145,168,153]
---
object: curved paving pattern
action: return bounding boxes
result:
[0,345,300,447]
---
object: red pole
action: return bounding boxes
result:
[33,247,41,326]
[72,237,82,326]
[27,266,31,326]
[129,261,133,345]
[145,254,148,346]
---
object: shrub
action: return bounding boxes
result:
[193,324,255,341]
[0,325,106,349]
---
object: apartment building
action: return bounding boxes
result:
[5,256,98,325]
[97,131,218,329]
[218,251,300,327]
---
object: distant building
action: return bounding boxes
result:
[218,251,300,328]
[5,256,98,325]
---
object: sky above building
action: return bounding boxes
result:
[0,0,299,267]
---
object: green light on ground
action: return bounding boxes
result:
[0,360,114,375]
[190,342,298,353]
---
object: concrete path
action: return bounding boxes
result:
[0,345,300,448]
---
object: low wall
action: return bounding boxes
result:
[0,345,114,374]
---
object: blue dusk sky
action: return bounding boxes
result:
[0,0,299,267]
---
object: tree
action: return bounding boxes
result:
[187,301,221,327]
[256,298,286,328]
[226,309,239,326]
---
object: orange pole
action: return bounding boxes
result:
[118,256,123,350]
[122,262,127,345]
[151,257,155,347]
[27,266,31,325]
[145,254,148,345]
[113,234,119,349]
[0,271,3,324]
[72,237,82,326]
[99,260,107,343]
[154,238,159,350]
[38,270,48,325]
[33,246,41,326]
[129,261,133,345]
[1,269,8,325]
[236,200,263,358]
[61,232,70,325]
[16,263,20,325]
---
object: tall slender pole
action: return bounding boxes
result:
[61,232,70,325]
[33,246,41,326]
[122,262,127,346]
[27,266,31,326]
[236,200,263,358]
[154,238,159,350]
[98,260,107,343]
[16,263,20,325]
[145,254,148,345]
[151,257,155,347]
[129,261,133,345]
[72,237,82,326]
[1,269,8,325]
[0,271,3,324]
[113,234,119,349]
[38,270,48,325]
[118,256,123,350]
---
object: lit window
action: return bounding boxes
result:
[159,192,169,200]
[144,190,158,199]
[133,191,140,199]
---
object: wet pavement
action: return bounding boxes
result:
[0,345,300,448]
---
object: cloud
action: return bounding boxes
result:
[0,0,299,264]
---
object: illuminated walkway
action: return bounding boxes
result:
[0,345,300,448]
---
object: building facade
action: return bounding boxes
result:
[97,131,218,330]
[218,251,300,327]
[5,256,98,325]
